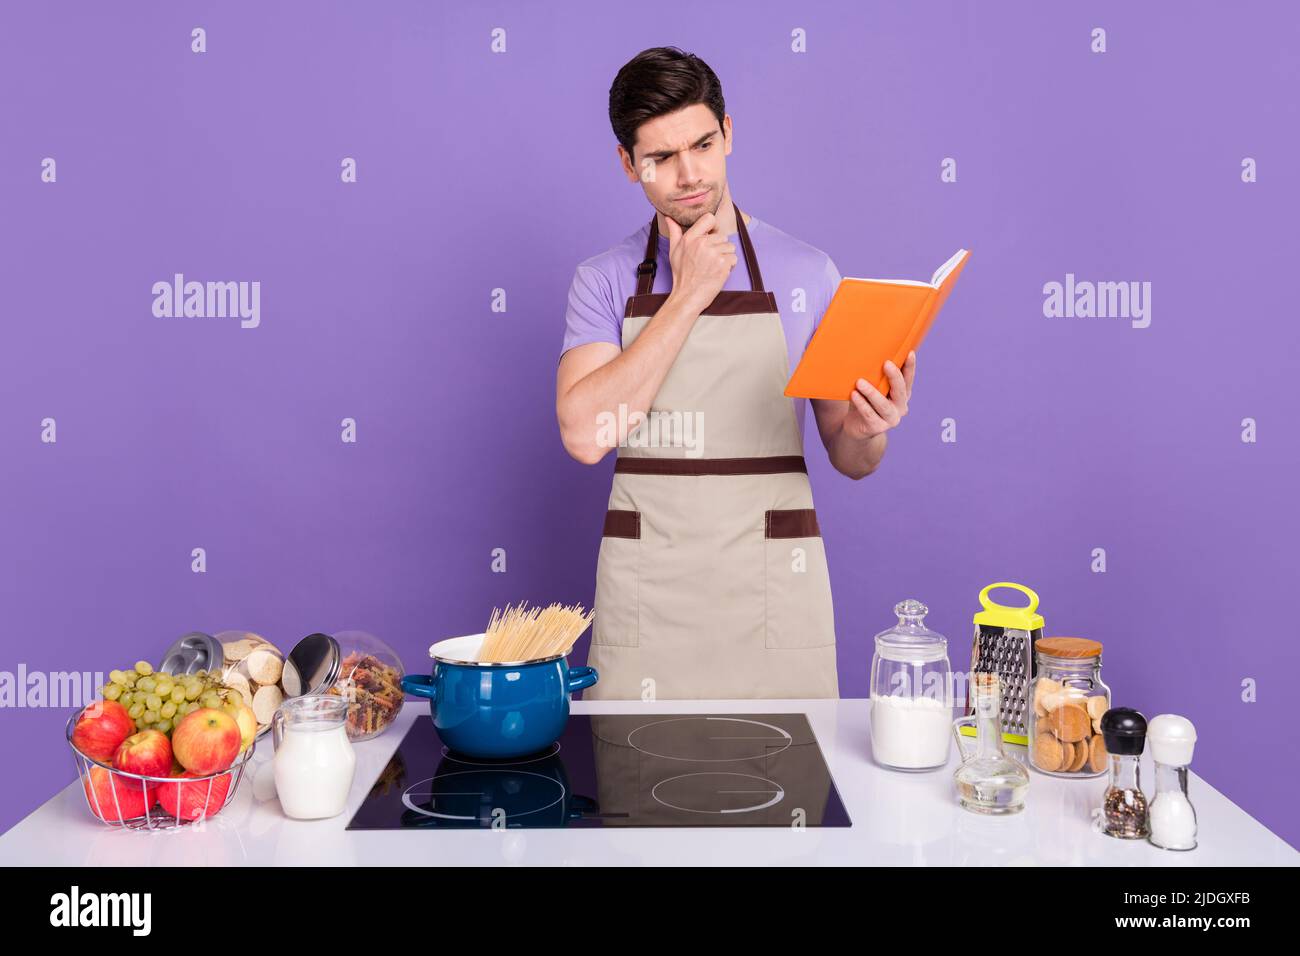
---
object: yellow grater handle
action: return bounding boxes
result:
[978,581,1040,617]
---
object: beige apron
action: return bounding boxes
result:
[585,203,839,700]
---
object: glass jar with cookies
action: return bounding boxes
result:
[1028,637,1110,778]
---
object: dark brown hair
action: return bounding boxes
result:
[608,47,726,163]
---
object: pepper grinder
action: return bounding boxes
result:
[1147,714,1198,851]
[1099,708,1149,839]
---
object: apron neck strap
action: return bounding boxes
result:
[636,201,764,296]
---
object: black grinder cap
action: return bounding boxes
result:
[1101,707,1148,756]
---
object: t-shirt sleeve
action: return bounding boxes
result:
[561,264,622,357]
[809,255,842,344]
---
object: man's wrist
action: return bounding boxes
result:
[839,421,886,447]
[832,427,886,478]
[666,288,709,316]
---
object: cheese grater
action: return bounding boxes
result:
[960,582,1045,746]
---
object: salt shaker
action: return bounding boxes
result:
[1098,708,1149,839]
[1147,714,1198,851]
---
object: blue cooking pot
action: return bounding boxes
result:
[400,633,598,759]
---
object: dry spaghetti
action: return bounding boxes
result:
[478,602,595,663]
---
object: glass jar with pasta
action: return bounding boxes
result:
[1028,637,1110,777]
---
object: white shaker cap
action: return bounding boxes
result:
[1148,714,1197,766]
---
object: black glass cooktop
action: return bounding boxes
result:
[347,713,851,829]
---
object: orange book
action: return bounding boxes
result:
[785,249,970,401]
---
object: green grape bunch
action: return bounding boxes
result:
[102,660,245,736]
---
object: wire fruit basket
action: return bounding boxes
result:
[65,711,253,830]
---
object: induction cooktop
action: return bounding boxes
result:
[347,713,851,829]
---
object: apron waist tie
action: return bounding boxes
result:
[613,455,807,476]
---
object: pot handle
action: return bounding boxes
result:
[401,674,438,704]
[566,666,598,694]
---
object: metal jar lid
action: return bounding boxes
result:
[283,632,341,697]
[157,631,225,676]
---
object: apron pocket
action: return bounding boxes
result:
[594,510,640,647]
[764,509,835,649]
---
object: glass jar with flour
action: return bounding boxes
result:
[869,599,952,771]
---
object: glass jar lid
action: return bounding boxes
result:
[283,632,341,697]
[1035,636,1103,660]
[157,631,224,676]
[873,599,948,663]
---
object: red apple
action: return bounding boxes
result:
[71,699,135,764]
[112,729,173,779]
[157,769,232,821]
[82,766,158,822]
[172,708,241,774]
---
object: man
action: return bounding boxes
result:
[556,47,916,700]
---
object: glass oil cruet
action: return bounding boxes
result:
[951,672,1030,814]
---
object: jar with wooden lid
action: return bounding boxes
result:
[1028,637,1110,777]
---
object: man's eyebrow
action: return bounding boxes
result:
[643,131,717,159]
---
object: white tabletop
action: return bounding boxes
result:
[2,698,1294,867]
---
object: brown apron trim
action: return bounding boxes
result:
[624,290,777,319]
[635,200,764,296]
[765,508,821,538]
[614,455,807,476]
[602,509,641,538]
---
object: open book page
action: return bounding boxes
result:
[843,249,970,289]
[929,248,969,287]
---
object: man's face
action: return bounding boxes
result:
[623,104,732,230]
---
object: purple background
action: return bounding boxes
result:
[1,1,1296,850]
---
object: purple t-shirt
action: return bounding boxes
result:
[560,213,842,437]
